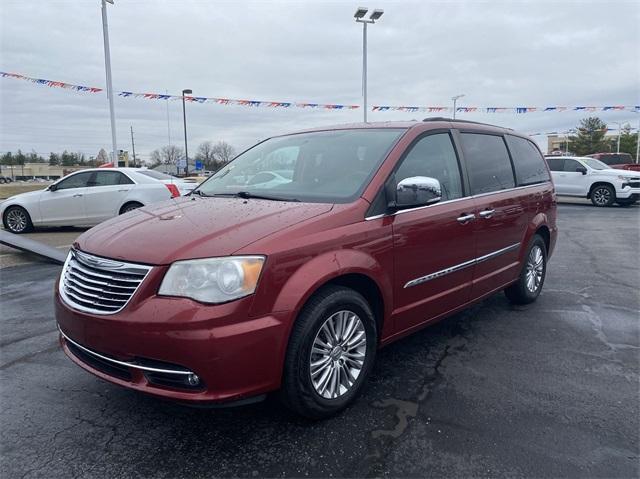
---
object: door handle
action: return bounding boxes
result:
[72,193,83,198]
[479,209,495,218]
[117,189,131,192]
[457,213,476,224]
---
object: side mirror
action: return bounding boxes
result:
[576,166,587,175]
[394,176,442,209]
[48,184,58,191]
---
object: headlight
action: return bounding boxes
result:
[159,256,265,303]
[618,175,634,181]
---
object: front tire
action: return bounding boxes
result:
[3,206,33,234]
[281,285,377,419]
[590,184,615,207]
[505,235,547,305]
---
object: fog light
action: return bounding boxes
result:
[186,374,200,386]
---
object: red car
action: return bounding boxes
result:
[586,152,640,172]
[55,119,557,418]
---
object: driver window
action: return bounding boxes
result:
[394,133,463,201]
[56,172,94,190]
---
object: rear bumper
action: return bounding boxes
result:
[55,285,292,404]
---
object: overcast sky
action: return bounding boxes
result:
[1,0,639,161]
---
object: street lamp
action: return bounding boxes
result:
[181,88,192,176]
[354,7,384,123]
[610,121,623,154]
[451,94,465,120]
[101,0,118,166]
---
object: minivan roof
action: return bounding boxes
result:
[287,118,519,136]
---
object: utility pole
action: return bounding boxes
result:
[130,125,136,166]
[166,90,171,146]
[181,88,192,176]
[101,0,118,166]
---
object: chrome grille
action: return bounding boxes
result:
[59,249,152,315]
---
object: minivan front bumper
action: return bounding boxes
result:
[55,287,291,405]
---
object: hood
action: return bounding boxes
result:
[594,169,640,179]
[76,196,333,265]
[7,189,44,201]
[1,189,43,207]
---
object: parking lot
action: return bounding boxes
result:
[1,201,638,478]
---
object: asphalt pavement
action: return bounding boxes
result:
[1,203,638,478]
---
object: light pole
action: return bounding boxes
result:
[181,89,192,176]
[451,94,465,120]
[636,119,639,163]
[354,7,384,123]
[101,0,118,166]
[611,121,622,153]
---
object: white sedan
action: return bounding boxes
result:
[1,168,191,233]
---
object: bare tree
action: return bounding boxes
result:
[212,141,236,166]
[195,141,217,170]
[96,148,109,165]
[149,145,184,167]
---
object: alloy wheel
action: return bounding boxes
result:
[309,310,367,399]
[593,187,611,206]
[525,245,544,293]
[6,208,28,233]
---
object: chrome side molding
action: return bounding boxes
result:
[404,242,520,288]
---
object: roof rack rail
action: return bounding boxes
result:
[422,117,513,130]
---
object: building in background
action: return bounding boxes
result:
[0,163,89,180]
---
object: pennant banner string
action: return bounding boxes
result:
[2,71,638,113]
[0,71,359,111]
[372,105,640,113]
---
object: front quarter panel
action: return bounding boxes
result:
[244,204,395,338]
[1,192,42,224]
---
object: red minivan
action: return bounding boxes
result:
[55,118,557,418]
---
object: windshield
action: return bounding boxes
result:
[138,170,175,180]
[582,159,609,170]
[195,129,405,203]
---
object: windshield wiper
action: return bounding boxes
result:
[210,191,299,202]
[190,189,210,197]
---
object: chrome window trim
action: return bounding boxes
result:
[58,326,194,376]
[58,249,152,315]
[404,242,520,288]
[365,182,551,221]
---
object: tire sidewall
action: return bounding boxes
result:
[3,206,32,234]
[287,288,377,417]
[121,202,142,214]
[591,185,615,207]
[519,235,548,301]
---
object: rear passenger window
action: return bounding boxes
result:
[395,133,463,201]
[505,135,550,186]
[460,133,515,195]
[92,171,134,186]
[546,158,564,171]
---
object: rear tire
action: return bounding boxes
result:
[590,184,615,207]
[281,285,378,419]
[3,206,33,234]
[505,235,547,305]
[119,202,143,214]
